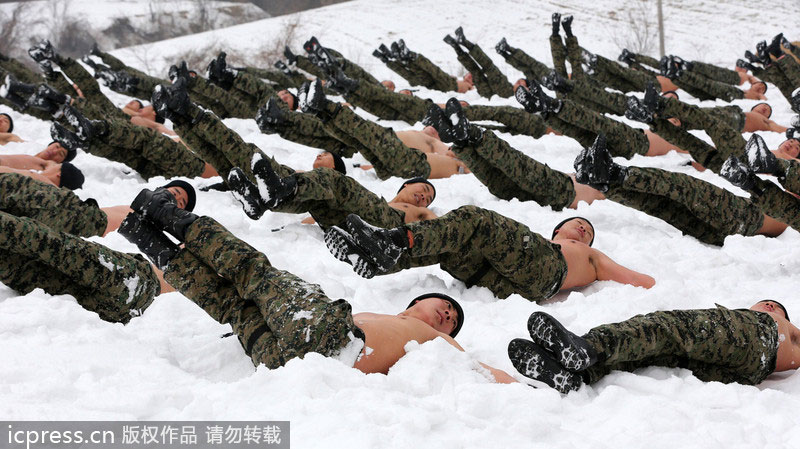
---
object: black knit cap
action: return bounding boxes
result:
[1,113,13,133]
[661,90,679,100]
[406,293,464,337]
[288,92,299,110]
[59,162,84,190]
[48,141,77,162]
[750,102,772,118]
[330,153,346,175]
[161,179,196,212]
[551,216,595,246]
[398,177,436,204]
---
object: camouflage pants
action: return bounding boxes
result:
[338,56,381,86]
[57,56,121,118]
[294,55,327,79]
[501,47,550,84]
[606,166,764,246]
[95,50,163,100]
[276,109,357,158]
[100,118,206,179]
[463,105,547,138]
[582,307,779,385]
[0,69,53,121]
[384,58,430,88]
[452,131,575,210]
[404,205,568,302]
[454,46,493,98]
[774,55,800,89]
[405,53,458,92]
[164,216,364,369]
[278,167,405,229]
[188,76,253,119]
[690,61,740,85]
[703,105,745,132]
[775,158,800,194]
[242,66,307,90]
[221,71,277,118]
[345,80,429,124]
[748,178,800,233]
[0,211,158,323]
[591,54,649,93]
[1,57,43,85]
[630,53,660,70]
[0,173,107,237]
[550,100,649,159]
[465,43,513,98]
[673,70,743,102]
[566,77,628,116]
[751,64,795,100]
[323,102,430,180]
[549,35,569,79]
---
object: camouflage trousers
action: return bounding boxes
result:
[500,47,550,84]
[751,63,795,101]
[703,105,745,132]
[673,70,743,102]
[0,173,107,237]
[453,42,513,98]
[690,61,741,85]
[322,102,430,180]
[774,55,800,89]
[606,166,764,246]
[90,118,207,179]
[187,76,253,119]
[276,109,357,158]
[345,80,429,124]
[746,178,800,233]
[549,100,649,159]
[590,54,649,93]
[164,216,364,369]
[384,58,431,89]
[404,53,458,92]
[403,206,568,302]
[0,56,43,85]
[222,71,278,118]
[0,72,53,122]
[582,307,779,385]
[565,77,628,116]
[57,56,121,117]
[294,55,327,80]
[242,66,307,90]
[95,50,163,100]
[452,131,575,210]
[463,105,547,138]
[0,211,158,323]
[338,56,381,86]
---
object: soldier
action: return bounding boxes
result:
[461,102,555,138]
[299,79,469,180]
[50,104,217,180]
[425,99,604,210]
[661,55,767,102]
[621,50,757,87]
[495,37,551,85]
[239,60,309,90]
[573,134,788,246]
[0,153,84,190]
[507,301,797,393]
[373,40,473,93]
[117,190,516,382]
[324,206,654,302]
[444,27,514,99]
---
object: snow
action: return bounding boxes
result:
[2,0,800,447]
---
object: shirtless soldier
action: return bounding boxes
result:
[118,190,516,383]
[508,300,798,393]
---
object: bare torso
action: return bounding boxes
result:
[555,239,598,290]
[769,312,800,372]
[389,202,437,223]
[395,130,451,156]
[351,312,443,374]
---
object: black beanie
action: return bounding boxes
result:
[1,113,13,133]
[161,179,196,212]
[406,293,464,337]
[59,162,85,190]
[288,92,299,110]
[661,90,679,100]
[330,153,346,175]
[551,216,595,246]
[398,177,436,203]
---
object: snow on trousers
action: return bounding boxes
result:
[164,216,364,369]
[451,130,575,210]
[582,307,779,385]
[0,211,158,323]
[605,166,764,246]
[402,206,568,302]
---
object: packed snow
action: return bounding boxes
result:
[2,0,800,447]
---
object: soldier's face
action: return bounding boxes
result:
[553,218,594,246]
[422,126,440,140]
[278,90,295,110]
[138,105,157,121]
[36,143,68,163]
[167,186,189,210]
[0,114,10,133]
[750,300,789,320]
[313,152,335,170]
[405,297,459,335]
[779,139,800,158]
[751,103,772,118]
[399,182,434,207]
[381,80,395,91]
[125,100,142,112]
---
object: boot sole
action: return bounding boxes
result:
[508,339,582,394]
[527,312,597,371]
[324,227,377,279]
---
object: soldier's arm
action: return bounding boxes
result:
[0,165,56,186]
[0,132,23,145]
[589,248,655,288]
[0,154,53,170]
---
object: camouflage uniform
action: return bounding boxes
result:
[293,55,327,80]
[451,40,513,98]
[188,75,255,119]
[703,105,745,132]
[561,77,629,116]
[0,56,44,85]
[398,206,568,302]
[344,80,430,124]
[94,50,163,100]
[54,56,126,120]
[402,53,458,92]
[462,105,548,138]
[773,55,800,89]
[0,211,158,323]
[748,178,800,233]
[383,57,430,88]
[0,67,54,122]
[590,54,655,93]
[499,47,550,84]
[549,35,569,79]
[87,118,206,179]
[672,70,744,102]
[273,109,357,158]
[321,102,430,180]
[547,99,650,159]
[582,307,779,386]
[750,64,795,101]
[164,216,364,368]
[241,66,307,90]
[606,166,764,246]
[452,131,575,210]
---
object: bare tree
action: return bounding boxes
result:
[0,2,34,58]
[610,0,658,56]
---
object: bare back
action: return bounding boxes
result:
[351,312,445,374]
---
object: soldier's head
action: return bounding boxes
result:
[750,102,772,118]
[125,99,143,112]
[36,141,75,163]
[551,216,594,246]
[160,180,196,211]
[43,162,84,190]
[398,89,413,96]
[137,105,158,122]
[744,81,767,100]
[662,90,679,100]
[422,125,440,140]
[401,293,463,337]
[513,78,528,91]
[381,80,396,91]
[778,138,800,158]
[313,151,346,175]
[751,300,790,321]
[0,113,13,133]
[396,178,436,207]
[277,89,299,110]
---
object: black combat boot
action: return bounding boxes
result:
[573,134,628,192]
[118,212,180,271]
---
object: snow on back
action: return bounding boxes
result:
[2,0,800,448]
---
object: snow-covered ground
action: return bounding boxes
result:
[2,0,800,447]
